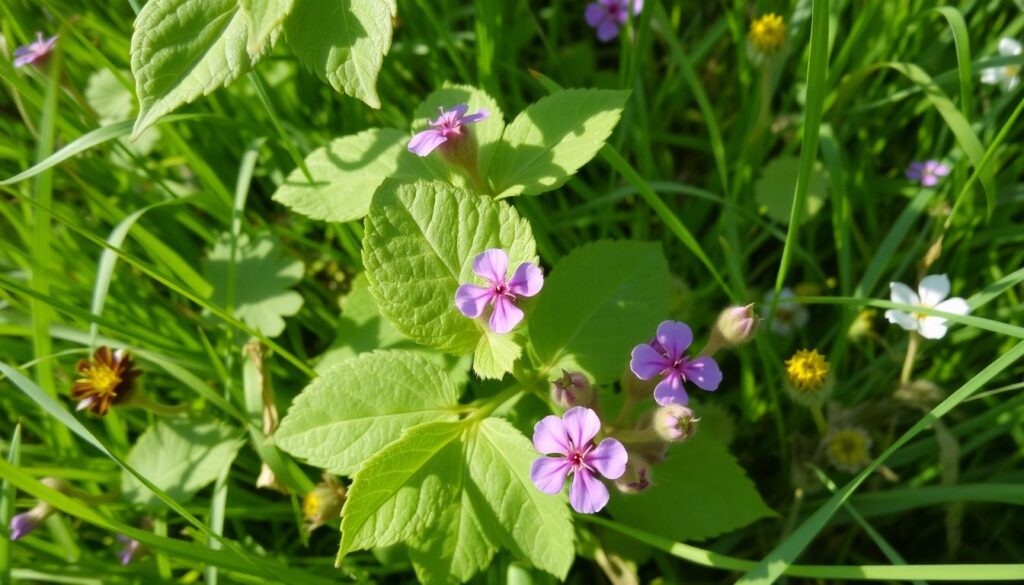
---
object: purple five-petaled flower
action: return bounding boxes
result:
[9,511,40,540]
[906,160,950,188]
[531,407,627,514]
[455,249,543,334]
[116,534,142,565]
[407,104,489,157]
[630,320,722,406]
[585,0,643,42]
[14,32,57,68]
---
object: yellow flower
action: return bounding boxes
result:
[72,347,141,416]
[303,474,346,532]
[826,427,872,473]
[786,349,829,391]
[749,13,787,54]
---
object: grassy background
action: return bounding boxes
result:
[2,0,1024,582]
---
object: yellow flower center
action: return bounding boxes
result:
[86,365,121,396]
[785,349,829,392]
[828,429,870,466]
[302,493,320,519]
[749,13,787,53]
[1006,64,1020,78]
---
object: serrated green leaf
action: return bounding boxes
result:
[362,180,537,355]
[272,128,434,223]
[239,0,294,56]
[413,84,506,183]
[338,421,466,562]
[607,434,774,541]
[472,331,522,380]
[122,416,243,509]
[754,156,828,225]
[203,232,304,337]
[284,0,393,108]
[489,89,629,197]
[468,418,574,579]
[408,490,496,585]
[276,351,460,475]
[130,0,277,136]
[529,240,671,383]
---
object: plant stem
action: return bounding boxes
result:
[900,332,920,385]
[810,405,828,435]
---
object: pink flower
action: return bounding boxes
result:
[530,407,627,514]
[407,104,489,157]
[115,534,142,565]
[585,0,643,42]
[455,249,543,334]
[630,320,722,406]
[14,32,57,68]
[8,511,40,540]
[906,160,950,187]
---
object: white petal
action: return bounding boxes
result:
[917,274,950,307]
[917,316,949,339]
[981,68,1002,85]
[885,309,918,332]
[935,297,970,317]
[1007,75,1021,92]
[999,37,1022,57]
[889,282,919,306]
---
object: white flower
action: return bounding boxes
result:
[762,287,809,336]
[981,38,1021,92]
[885,274,970,340]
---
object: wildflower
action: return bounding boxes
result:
[785,349,831,406]
[585,0,642,42]
[72,346,142,416]
[8,478,64,540]
[614,458,651,494]
[531,407,627,514]
[708,304,758,352]
[980,38,1021,92]
[13,32,57,68]
[825,427,872,473]
[749,13,787,54]
[885,274,970,340]
[303,474,347,532]
[115,535,142,565]
[847,308,876,340]
[630,321,722,406]
[905,160,950,187]
[455,249,543,334]
[407,104,489,157]
[762,288,808,335]
[551,370,596,409]
[652,404,699,442]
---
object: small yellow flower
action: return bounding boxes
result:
[786,349,829,392]
[303,474,346,532]
[749,13,787,54]
[826,427,872,473]
[847,309,876,340]
[72,347,141,416]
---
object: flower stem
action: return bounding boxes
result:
[900,332,920,385]
[612,395,637,429]
[468,386,523,422]
[810,404,828,436]
[128,394,190,416]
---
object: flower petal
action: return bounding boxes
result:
[935,297,970,317]
[455,284,493,318]
[569,469,610,514]
[596,19,621,41]
[884,309,918,332]
[918,274,950,307]
[655,320,693,360]
[999,37,1022,57]
[928,161,951,177]
[586,438,628,480]
[981,67,1002,85]
[629,343,671,380]
[562,406,601,450]
[585,3,607,27]
[472,248,509,284]
[407,129,447,156]
[533,415,570,454]
[488,295,523,334]
[530,456,571,494]
[682,356,722,391]
[508,262,543,297]
[653,374,688,406]
[460,108,490,124]
[917,316,949,340]
[889,281,920,306]
[905,162,924,180]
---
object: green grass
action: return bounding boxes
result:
[2,0,1024,583]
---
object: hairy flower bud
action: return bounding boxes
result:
[614,457,652,494]
[653,404,699,442]
[713,304,758,349]
[303,474,347,532]
[9,478,65,540]
[550,370,596,409]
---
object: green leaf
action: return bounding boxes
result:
[408,490,497,585]
[338,421,466,562]
[489,89,629,197]
[271,128,434,223]
[284,0,393,108]
[362,180,537,355]
[529,240,671,383]
[276,351,460,476]
[473,330,522,380]
[122,416,244,509]
[468,418,574,579]
[607,434,774,541]
[413,84,505,183]
[203,232,304,337]
[85,69,133,124]
[754,156,828,225]
[239,0,294,57]
[130,0,278,136]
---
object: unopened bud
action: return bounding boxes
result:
[653,404,699,442]
[709,304,758,352]
[255,463,289,494]
[550,370,595,409]
[614,457,652,494]
[303,474,347,532]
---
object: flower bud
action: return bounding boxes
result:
[550,370,595,409]
[614,458,652,494]
[8,478,64,540]
[653,404,699,442]
[712,304,758,349]
[255,463,289,494]
[303,474,347,532]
